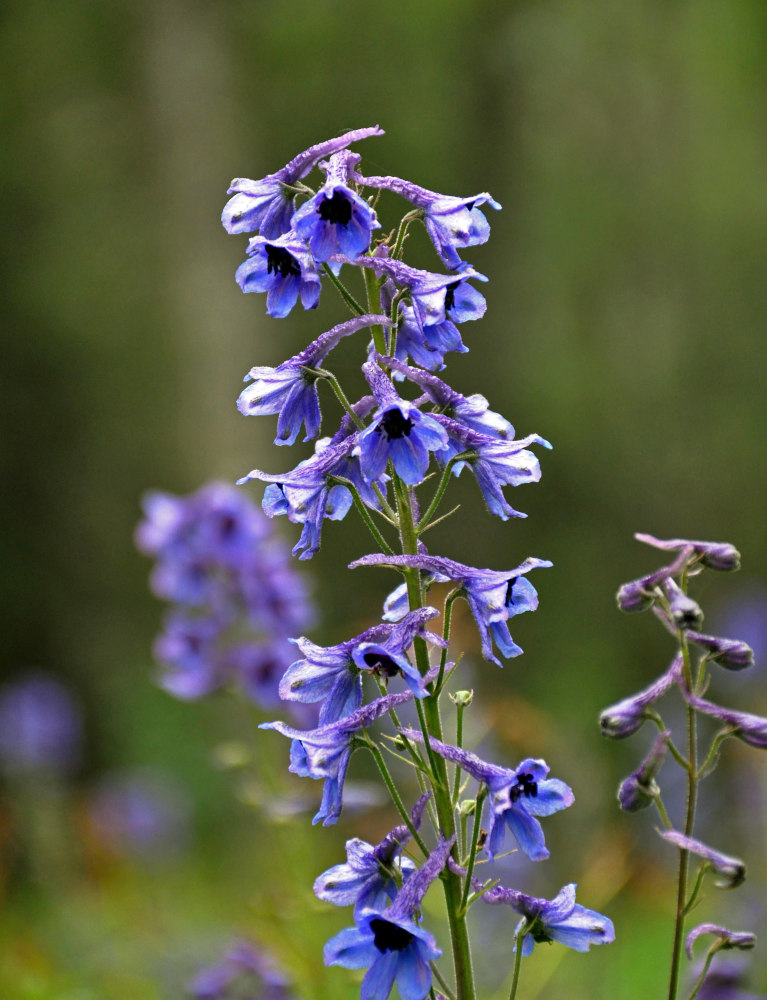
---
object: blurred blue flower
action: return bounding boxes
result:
[0,672,81,776]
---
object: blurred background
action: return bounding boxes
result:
[2,0,767,997]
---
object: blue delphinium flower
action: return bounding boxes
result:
[314,794,429,917]
[222,125,384,240]
[235,231,321,318]
[398,730,573,861]
[323,836,453,1000]
[280,608,442,724]
[352,171,501,269]
[292,150,381,262]
[261,691,414,825]
[240,436,371,559]
[381,281,468,373]
[350,552,552,666]
[351,256,488,333]
[237,314,390,446]
[482,882,615,955]
[355,360,449,486]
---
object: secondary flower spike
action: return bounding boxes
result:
[222,125,384,240]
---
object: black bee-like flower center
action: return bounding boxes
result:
[378,409,413,441]
[509,772,538,803]
[317,190,353,226]
[265,245,301,278]
[363,651,400,678]
[370,918,414,953]
[444,280,461,313]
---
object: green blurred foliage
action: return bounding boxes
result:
[2,0,767,996]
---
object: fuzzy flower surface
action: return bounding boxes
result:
[351,552,551,666]
[222,125,384,240]
[398,729,573,861]
[323,837,453,1000]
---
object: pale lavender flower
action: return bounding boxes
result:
[617,730,670,811]
[635,533,741,572]
[190,939,292,1000]
[659,830,746,888]
[600,653,683,738]
[686,924,756,959]
[679,688,767,750]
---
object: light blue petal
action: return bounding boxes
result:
[505,805,549,861]
[324,926,378,969]
[396,946,432,1000]
[361,951,399,1000]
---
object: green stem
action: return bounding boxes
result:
[328,475,395,554]
[459,789,487,914]
[432,962,457,1000]
[392,211,420,260]
[508,922,529,1000]
[394,472,476,1000]
[685,945,719,1000]
[322,263,366,316]
[314,369,364,428]
[668,632,698,1000]
[362,267,387,354]
[654,792,673,830]
[417,455,470,534]
[438,591,460,697]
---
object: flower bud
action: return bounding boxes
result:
[686,631,754,670]
[617,730,669,812]
[449,690,474,707]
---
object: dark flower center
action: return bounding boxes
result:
[444,280,461,313]
[378,409,413,441]
[317,190,352,226]
[509,772,538,802]
[370,918,414,953]
[362,651,400,678]
[266,245,301,278]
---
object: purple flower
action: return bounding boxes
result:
[323,837,453,1000]
[355,361,449,486]
[240,437,363,560]
[599,653,683,738]
[222,125,384,240]
[314,794,429,917]
[190,939,292,1000]
[350,552,552,666]
[616,545,696,613]
[235,231,321,318]
[153,612,226,699]
[292,150,380,261]
[635,533,741,572]
[237,314,390,446]
[617,730,670,812]
[398,730,573,861]
[354,173,500,269]
[662,577,704,630]
[679,688,767,750]
[482,883,615,956]
[686,924,756,960]
[260,691,414,825]
[0,673,81,776]
[685,630,754,671]
[659,830,746,888]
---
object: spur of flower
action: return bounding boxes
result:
[323,836,453,1000]
[352,171,501,269]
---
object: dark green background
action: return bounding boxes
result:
[2,1,766,997]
